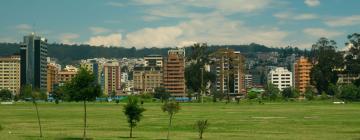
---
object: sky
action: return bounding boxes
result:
[0,0,359,49]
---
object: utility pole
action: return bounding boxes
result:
[201,67,204,104]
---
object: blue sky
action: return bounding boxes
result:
[0,0,359,49]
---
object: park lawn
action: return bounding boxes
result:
[0,101,360,140]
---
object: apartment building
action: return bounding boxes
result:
[0,55,20,94]
[268,67,293,91]
[103,61,121,95]
[133,66,163,92]
[293,57,312,93]
[163,48,186,97]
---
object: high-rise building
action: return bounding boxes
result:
[133,66,163,92]
[163,48,186,97]
[20,33,48,91]
[268,67,293,91]
[293,57,312,93]
[0,55,21,94]
[46,63,59,93]
[212,49,245,95]
[144,55,163,67]
[103,61,121,95]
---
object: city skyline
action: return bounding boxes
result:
[0,0,359,49]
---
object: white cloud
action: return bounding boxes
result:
[59,33,80,45]
[324,15,360,27]
[89,27,110,35]
[87,33,122,47]
[132,0,167,5]
[304,0,320,7]
[15,24,32,30]
[123,27,183,47]
[274,13,318,20]
[119,15,289,48]
[303,28,343,38]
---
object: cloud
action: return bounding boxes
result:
[274,13,318,20]
[87,33,122,47]
[132,0,167,5]
[123,27,183,47]
[303,28,343,38]
[89,27,110,35]
[324,15,360,27]
[59,33,80,45]
[15,24,32,30]
[106,1,125,7]
[304,0,320,7]
[119,15,288,48]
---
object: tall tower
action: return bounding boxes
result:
[20,33,48,91]
[103,60,121,95]
[163,48,186,97]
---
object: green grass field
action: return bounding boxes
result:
[1,101,360,140]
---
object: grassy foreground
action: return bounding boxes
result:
[0,101,360,140]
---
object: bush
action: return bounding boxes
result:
[247,92,258,100]
[319,92,329,100]
[305,88,315,101]
[338,84,360,101]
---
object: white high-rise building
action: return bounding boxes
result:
[268,67,293,91]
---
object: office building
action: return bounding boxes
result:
[293,57,312,93]
[268,67,293,91]
[20,33,48,90]
[0,55,21,94]
[163,48,186,97]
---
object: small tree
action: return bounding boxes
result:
[263,84,280,101]
[21,85,47,137]
[63,68,102,140]
[304,86,315,101]
[52,86,65,104]
[162,101,180,140]
[0,89,12,101]
[194,120,209,139]
[281,87,299,100]
[123,96,145,138]
[154,87,171,102]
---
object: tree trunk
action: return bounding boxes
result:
[200,131,203,139]
[167,114,173,140]
[34,101,42,137]
[130,125,133,138]
[83,100,87,140]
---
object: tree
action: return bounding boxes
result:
[0,89,12,101]
[187,89,194,102]
[52,86,65,104]
[304,86,315,101]
[345,33,360,75]
[162,101,180,140]
[21,85,47,138]
[263,84,280,101]
[338,84,360,101]
[63,68,102,140]
[310,37,343,94]
[194,120,209,139]
[123,96,145,138]
[281,87,299,100]
[154,87,171,102]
